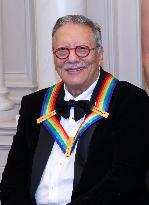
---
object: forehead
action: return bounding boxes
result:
[52,24,96,47]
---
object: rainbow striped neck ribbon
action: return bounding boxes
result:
[37,72,118,157]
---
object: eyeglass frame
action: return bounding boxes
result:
[53,45,97,60]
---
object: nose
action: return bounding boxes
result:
[68,49,79,61]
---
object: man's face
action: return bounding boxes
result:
[52,24,103,94]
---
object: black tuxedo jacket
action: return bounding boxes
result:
[146,170,149,192]
[0,69,149,205]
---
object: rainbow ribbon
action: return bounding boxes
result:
[37,73,118,157]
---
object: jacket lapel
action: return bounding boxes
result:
[73,120,99,193]
[30,124,54,201]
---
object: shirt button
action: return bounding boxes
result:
[71,117,74,121]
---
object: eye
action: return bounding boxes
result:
[77,46,87,52]
[76,46,89,56]
[56,47,68,56]
[57,47,67,52]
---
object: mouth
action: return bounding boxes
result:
[65,67,86,73]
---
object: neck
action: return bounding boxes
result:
[65,73,99,97]
[66,87,86,97]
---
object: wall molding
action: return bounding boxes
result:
[2,0,37,89]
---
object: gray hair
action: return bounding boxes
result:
[52,15,102,48]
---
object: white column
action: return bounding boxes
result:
[0,1,14,111]
[0,1,19,122]
[34,0,87,89]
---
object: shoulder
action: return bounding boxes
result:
[22,87,48,104]
[117,81,147,94]
[101,68,148,102]
[109,80,149,116]
[20,87,49,119]
[114,81,148,103]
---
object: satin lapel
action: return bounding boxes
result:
[73,116,100,192]
[30,124,54,198]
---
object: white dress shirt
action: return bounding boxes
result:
[35,78,98,205]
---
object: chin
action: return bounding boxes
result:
[67,82,83,87]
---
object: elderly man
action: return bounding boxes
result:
[0,15,149,205]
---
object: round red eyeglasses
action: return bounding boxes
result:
[53,45,96,59]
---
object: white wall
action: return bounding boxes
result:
[87,0,143,88]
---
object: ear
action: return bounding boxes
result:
[98,48,104,66]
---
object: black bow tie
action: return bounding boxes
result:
[55,99,91,121]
